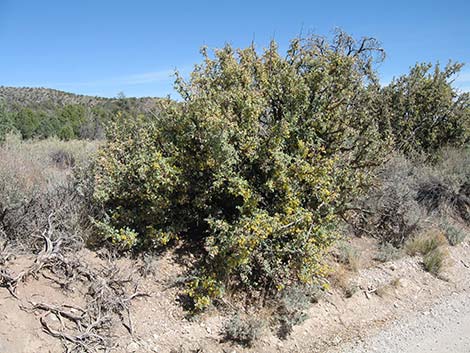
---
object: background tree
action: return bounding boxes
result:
[14,108,40,139]
[0,99,16,140]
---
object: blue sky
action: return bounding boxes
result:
[0,0,469,98]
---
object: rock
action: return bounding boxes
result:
[127,342,139,352]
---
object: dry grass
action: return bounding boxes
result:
[0,133,98,247]
[423,248,448,275]
[329,265,359,298]
[405,229,448,256]
[404,229,449,276]
[375,278,401,298]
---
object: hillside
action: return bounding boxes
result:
[0,86,167,140]
[0,86,163,113]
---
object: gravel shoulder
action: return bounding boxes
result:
[335,288,470,353]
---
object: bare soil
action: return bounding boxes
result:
[1,237,470,353]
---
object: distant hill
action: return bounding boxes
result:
[0,86,167,140]
[0,86,163,114]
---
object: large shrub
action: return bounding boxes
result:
[381,62,470,155]
[93,31,388,309]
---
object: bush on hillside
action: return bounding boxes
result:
[93,30,389,309]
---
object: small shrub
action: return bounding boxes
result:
[50,149,76,169]
[390,277,401,288]
[336,241,361,271]
[224,315,263,347]
[276,284,322,339]
[405,230,447,256]
[423,248,447,275]
[414,148,470,223]
[375,243,403,263]
[344,283,360,298]
[442,223,467,246]
[415,178,470,223]
[329,266,358,298]
[348,147,470,249]
[375,285,389,298]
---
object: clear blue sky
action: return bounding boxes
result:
[1,0,469,98]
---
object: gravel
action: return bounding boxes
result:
[335,290,470,353]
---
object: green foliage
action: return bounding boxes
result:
[59,104,87,138]
[0,87,164,141]
[14,108,40,139]
[0,100,16,141]
[381,62,470,155]
[276,284,322,339]
[93,31,389,309]
[223,315,264,347]
[58,123,75,140]
[1,104,85,140]
[375,242,403,263]
[35,112,61,139]
[441,223,467,246]
[423,248,446,275]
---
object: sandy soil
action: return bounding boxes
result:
[1,238,469,353]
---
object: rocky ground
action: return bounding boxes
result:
[1,236,469,353]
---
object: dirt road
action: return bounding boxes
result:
[335,290,470,353]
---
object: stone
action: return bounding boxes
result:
[127,342,140,352]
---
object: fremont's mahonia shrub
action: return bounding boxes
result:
[93,30,388,310]
[381,62,470,156]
